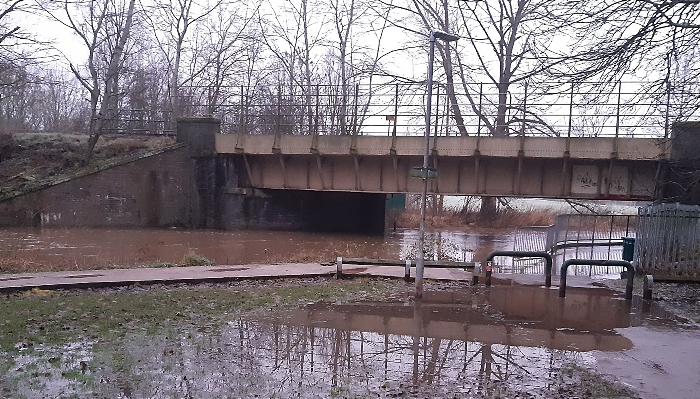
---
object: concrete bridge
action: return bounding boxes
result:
[179,117,688,202]
[216,132,665,201]
[175,117,700,232]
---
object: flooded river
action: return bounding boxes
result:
[0,226,627,276]
[0,227,513,272]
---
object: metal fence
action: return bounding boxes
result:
[93,81,700,137]
[512,214,637,276]
[176,81,698,138]
[5,80,699,137]
[635,204,700,278]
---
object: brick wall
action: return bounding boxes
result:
[0,144,388,233]
[0,146,197,227]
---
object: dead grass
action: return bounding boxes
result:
[267,242,386,264]
[397,207,557,230]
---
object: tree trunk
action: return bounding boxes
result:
[478,196,498,222]
[83,0,136,164]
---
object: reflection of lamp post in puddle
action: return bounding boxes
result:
[415,29,460,299]
[412,300,422,389]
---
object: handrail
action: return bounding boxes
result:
[335,257,475,281]
[559,259,634,299]
[485,251,553,287]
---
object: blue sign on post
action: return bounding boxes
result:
[410,167,438,180]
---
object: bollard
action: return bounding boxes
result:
[485,261,492,286]
[405,259,412,282]
[472,262,481,285]
[336,257,343,279]
[643,275,654,300]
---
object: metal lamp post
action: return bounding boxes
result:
[415,29,459,299]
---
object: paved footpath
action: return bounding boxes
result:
[0,262,604,292]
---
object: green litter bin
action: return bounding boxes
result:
[622,237,635,261]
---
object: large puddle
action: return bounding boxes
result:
[2,284,692,398]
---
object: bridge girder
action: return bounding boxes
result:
[218,135,663,200]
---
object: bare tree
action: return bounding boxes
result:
[144,0,223,121]
[257,0,330,135]
[41,0,137,162]
[193,2,260,114]
[398,0,576,218]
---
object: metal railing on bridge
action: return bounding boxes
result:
[177,81,698,138]
[104,81,700,138]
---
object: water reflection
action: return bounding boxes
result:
[1,285,682,398]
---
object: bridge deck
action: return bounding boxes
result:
[209,134,666,200]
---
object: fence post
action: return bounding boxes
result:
[336,257,343,279]
[472,262,481,285]
[485,261,492,286]
[643,275,654,300]
[405,259,412,282]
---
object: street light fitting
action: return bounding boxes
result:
[432,30,460,43]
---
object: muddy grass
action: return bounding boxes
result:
[0,278,642,398]
[602,276,700,323]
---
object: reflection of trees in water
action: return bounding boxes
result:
[33,319,591,397]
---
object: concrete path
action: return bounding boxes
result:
[0,262,606,292]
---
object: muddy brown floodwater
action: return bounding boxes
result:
[0,227,514,272]
[1,227,697,398]
[0,226,630,276]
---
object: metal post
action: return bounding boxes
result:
[643,275,654,300]
[415,34,436,298]
[405,259,412,282]
[416,30,458,298]
[485,260,493,286]
[472,262,481,285]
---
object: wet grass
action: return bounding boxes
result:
[0,278,393,352]
[556,364,641,399]
[0,278,402,397]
